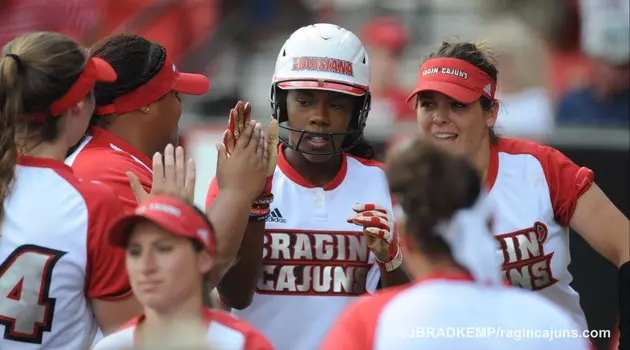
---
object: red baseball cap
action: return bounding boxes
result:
[360,16,409,53]
[95,54,210,115]
[406,57,496,105]
[109,196,215,257]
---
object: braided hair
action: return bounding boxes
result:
[89,33,167,128]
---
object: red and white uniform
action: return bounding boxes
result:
[486,138,594,331]
[92,307,274,350]
[322,273,590,350]
[0,156,130,349]
[206,146,391,350]
[66,127,153,213]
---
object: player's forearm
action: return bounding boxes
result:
[217,221,266,310]
[205,191,252,288]
[378,266,410,289]
[619,261,630,349]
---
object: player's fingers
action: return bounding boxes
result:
[256,127,265,156]
[215,143,227,173]
[262,133,270,166]
[152,151,164,184]
[127,171,148,202]
[175,145,186,188]
[347,215,391,231]
[228,108,236,134]
[246,123,262,152]
[185,158,196,203]
[243,102,252,127]
[235,101,245,137]
[235,121,255,150]
[163,144,176,184]
[222,129,233,155]
[358,210,389,220]
[352,203,387,213]
[364,227,389,241]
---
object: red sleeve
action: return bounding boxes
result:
[73,150,152,214]
[320,300,372,350]
[205,176,219,211]
[208,310,274,350]
[536,145,594,226]
[498,138,595,226]
[321,285,407,350]
[82,182,132,300]
[245,329,275,350]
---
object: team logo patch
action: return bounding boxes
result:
[257,229,371,296]
[495,222,558,291]
[291,56,354,77]
[421,67,469,79]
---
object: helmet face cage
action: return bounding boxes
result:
[269,79,372,156]
[269,24,372,156]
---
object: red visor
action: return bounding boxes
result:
[95,55,210,115]
[277,79,367,96]
[406,58,496,104]
[48,57,117,116]
[109,196,215,257]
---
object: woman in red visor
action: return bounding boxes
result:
[0,32,141,349]
[65,33,271,290]
[406,40,629,342]
[93,195,273,350]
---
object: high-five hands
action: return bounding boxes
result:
[347,203,403,272]
[223,101,279,177]
[128,144,196,204]
[217,101,279,221]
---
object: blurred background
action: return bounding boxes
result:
[1,0,627,349]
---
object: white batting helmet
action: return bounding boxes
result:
[269,23,372,155]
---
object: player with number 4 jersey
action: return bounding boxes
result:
[0,32,140,349]
[206,23,409,350]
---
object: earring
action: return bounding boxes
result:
[143,107,150,113]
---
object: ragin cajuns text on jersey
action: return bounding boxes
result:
[258,229,370,296]
[495,222,558,291]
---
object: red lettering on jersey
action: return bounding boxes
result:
[495,222,558,291]
[258,230,371,296]
[7,277,24,301]
[291,57,354,77]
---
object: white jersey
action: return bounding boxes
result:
[486,138,594,331]
[322,273,590,350]
[93,308,273,350]
[206,146,391,350]
[0,156,131,349]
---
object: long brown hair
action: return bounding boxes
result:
[0,32,88,224]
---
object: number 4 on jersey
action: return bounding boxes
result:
[0,245,66,344]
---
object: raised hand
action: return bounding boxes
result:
[224,101,251,155]
[128,144,196,204]
[216,117,269,204]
